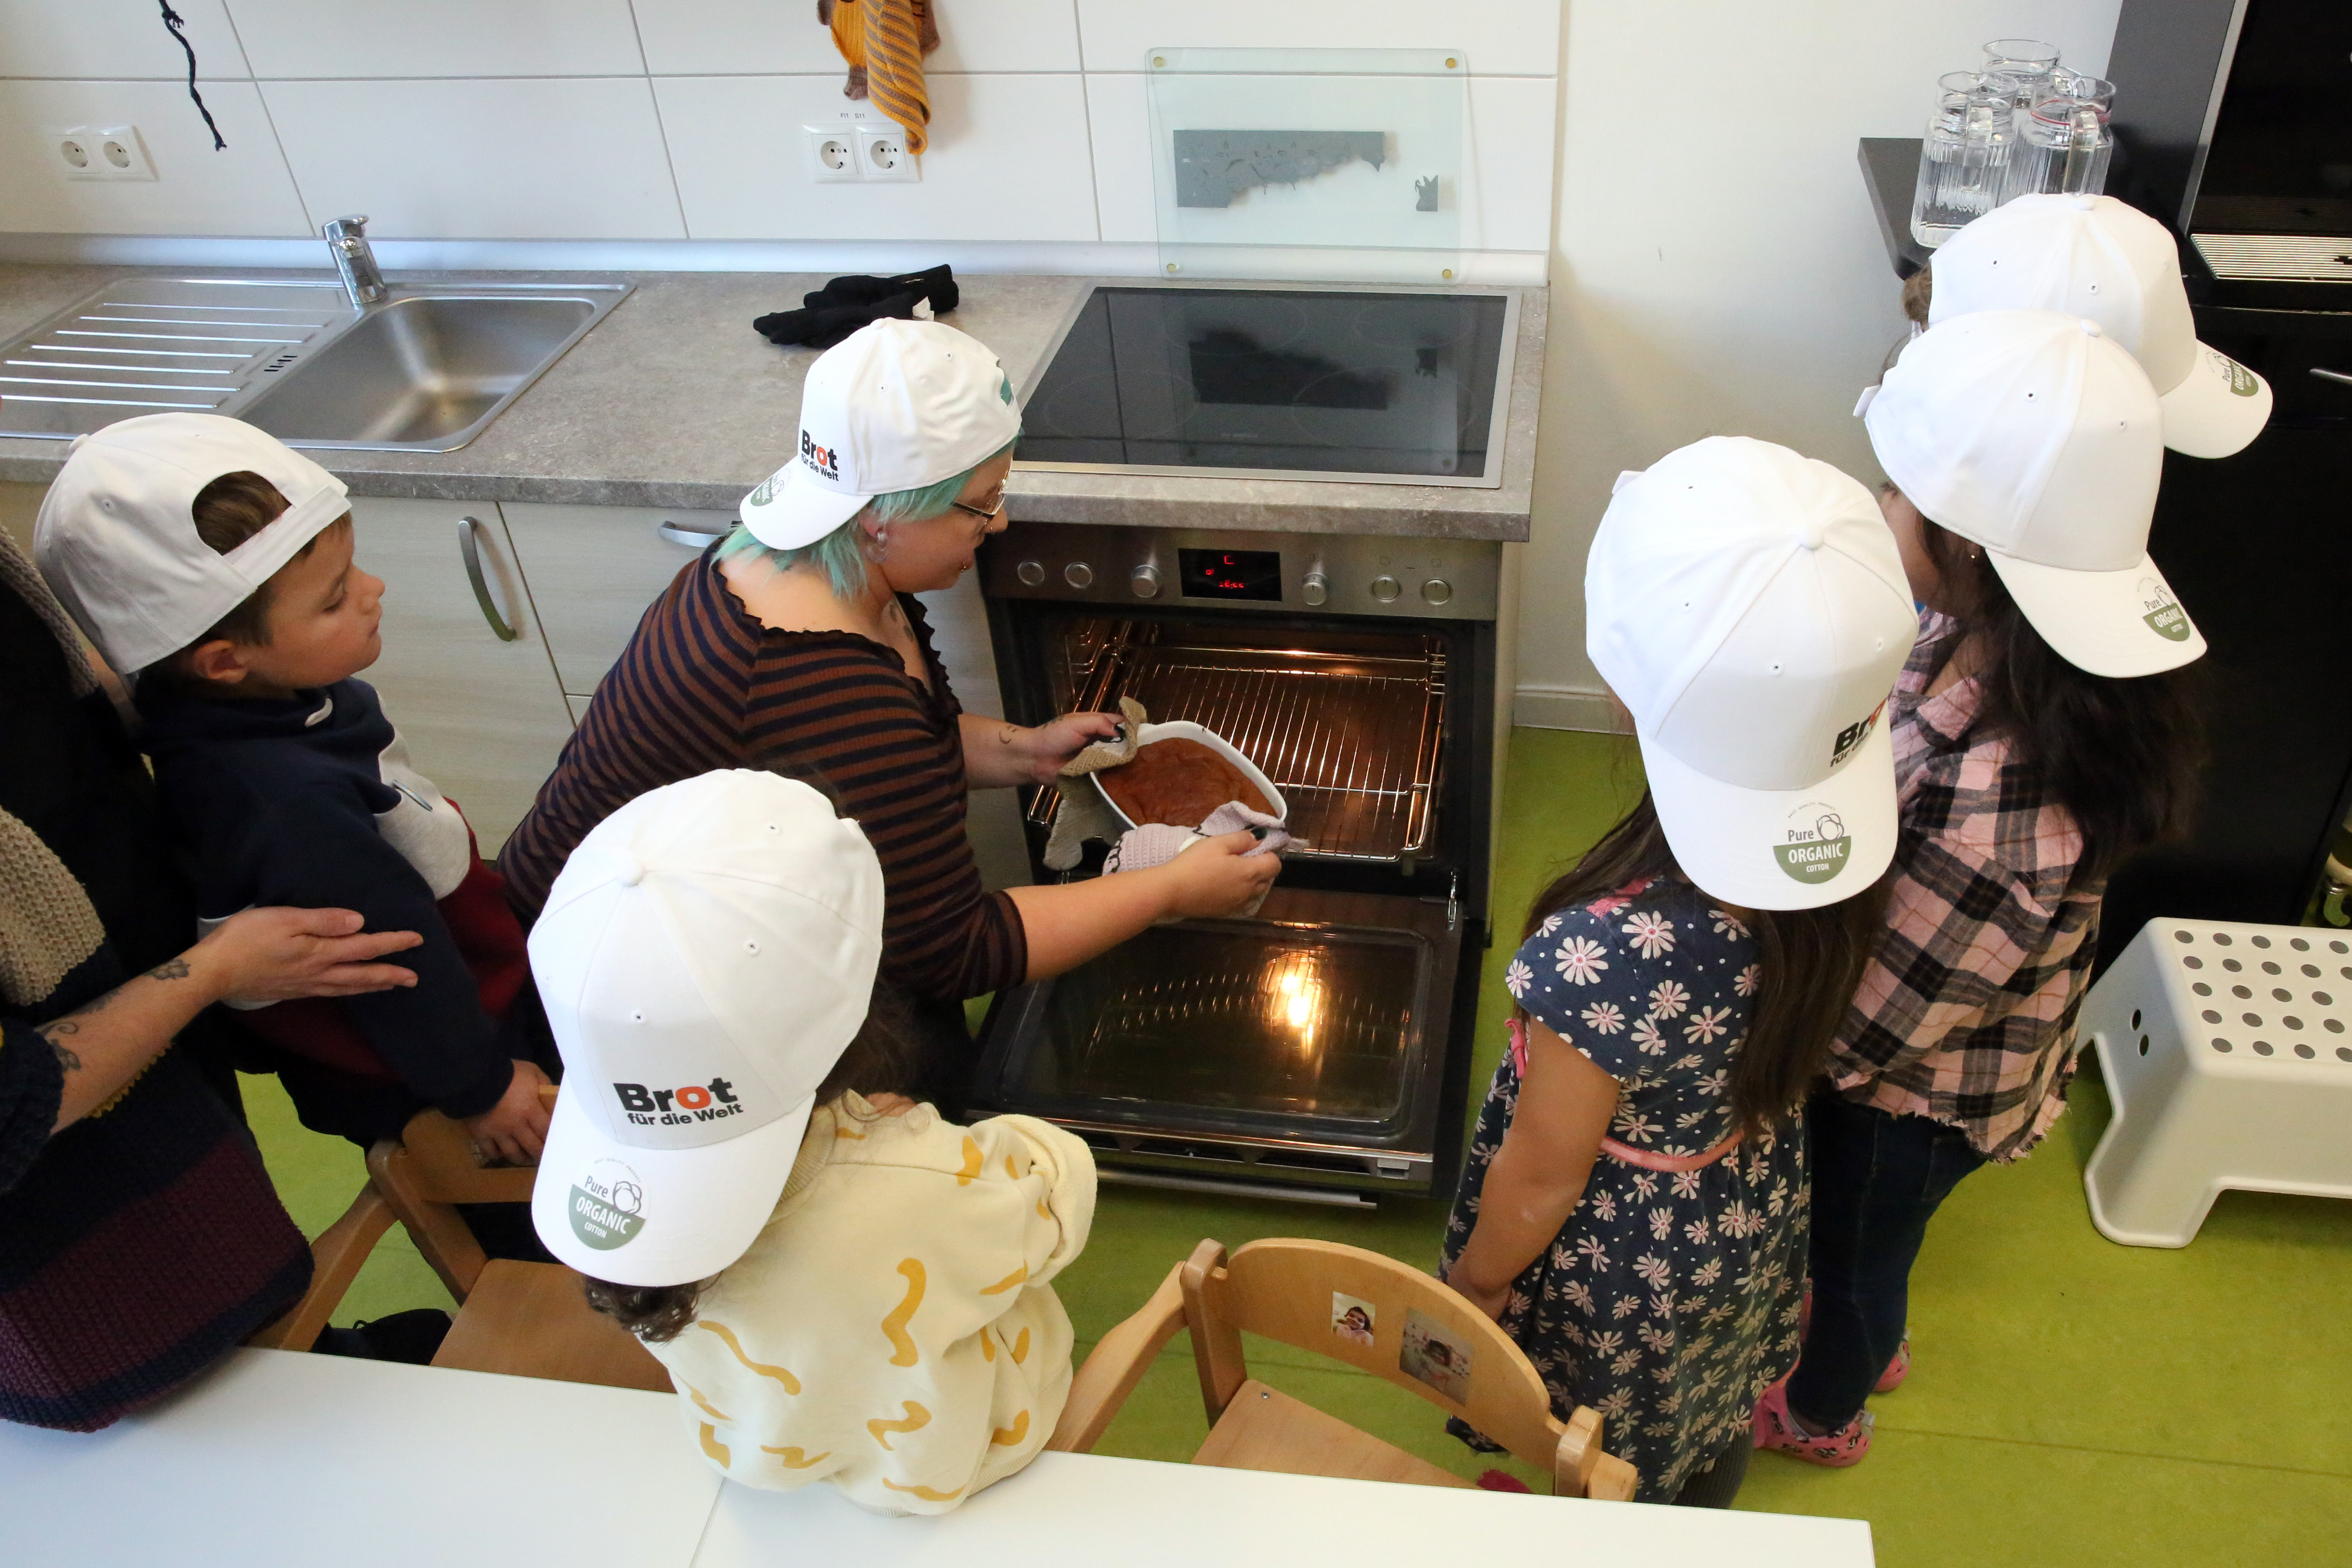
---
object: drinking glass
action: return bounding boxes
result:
[2004,76,2116,202]
[1981,38,2062,112]
[1911,71,2014,247]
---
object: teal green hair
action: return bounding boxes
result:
[721,377,1018,598]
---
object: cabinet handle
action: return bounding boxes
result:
[659,520,731,549]
[2312,368,2352,388]
[457,515,521,642]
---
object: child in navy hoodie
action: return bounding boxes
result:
[34,414,554,1177]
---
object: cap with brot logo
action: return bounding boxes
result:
[528,770,885,1286]
[1589,437,1916,909]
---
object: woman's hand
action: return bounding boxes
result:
[465,1058,554,1166]
[963,712,1123,788]
[1154,829,1282,919]
[201,906,423,1007]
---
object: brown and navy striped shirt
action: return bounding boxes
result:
[499,552,1025,1001]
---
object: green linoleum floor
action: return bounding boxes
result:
[245,726,2352,1565]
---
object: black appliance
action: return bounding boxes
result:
[971,520,1503,1203]
[1014,284,1519,487]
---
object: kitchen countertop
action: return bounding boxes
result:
[0,265,1545,541]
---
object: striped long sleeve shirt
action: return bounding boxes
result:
[499,552,1025,1001]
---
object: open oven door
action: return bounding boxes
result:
[969,886,1461,1200]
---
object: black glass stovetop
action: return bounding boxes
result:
[1015,286,1509,483]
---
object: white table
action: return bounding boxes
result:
[0,1351,1874,1567]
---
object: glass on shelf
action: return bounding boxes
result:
[1980,38,2062,113]
[1911,71,2014,249]
[2004,75,2116,203]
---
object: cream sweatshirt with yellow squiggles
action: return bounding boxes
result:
[641,1093,1096,1515]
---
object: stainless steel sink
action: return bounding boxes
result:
[0,277,629,453]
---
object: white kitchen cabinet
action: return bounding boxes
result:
[495,502,724,701]
[348,497,575,853]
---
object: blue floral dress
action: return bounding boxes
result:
[1442,875,1807,1502]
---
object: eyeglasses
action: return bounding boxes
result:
[948,492,1005,524]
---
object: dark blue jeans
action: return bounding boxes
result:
[1786,1090,1988,1431]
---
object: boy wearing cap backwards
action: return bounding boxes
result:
[533,770,1093,1516]
[33,413,556,1171]
[1756,311,2206,1467]
[1441,437,1916,1506]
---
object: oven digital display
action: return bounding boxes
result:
[1178,548,1282,602]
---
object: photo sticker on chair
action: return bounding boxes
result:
[1399,1309,1471,1401]
[1331,1292,1376,1346]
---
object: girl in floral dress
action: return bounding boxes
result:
[1441,437,1916,1505]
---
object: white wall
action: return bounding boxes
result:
[1517,0,2122,729]
[0,0,1556,266]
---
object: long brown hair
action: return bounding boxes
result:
[1523,794,1885,1137]
[581,983,932,1342]
[1918,522,2205,882]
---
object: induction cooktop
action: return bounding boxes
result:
[1014,283,1516,488]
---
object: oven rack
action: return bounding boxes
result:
[1033,631,1447,864]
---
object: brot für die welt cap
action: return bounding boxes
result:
[529,770,885,1287]
[1589,437,1918,909]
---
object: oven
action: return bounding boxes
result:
[970,520,1504,1203]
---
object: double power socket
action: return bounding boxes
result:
[39,124,157,181]
[805,122,919,185]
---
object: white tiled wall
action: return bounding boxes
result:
[0,0,1558,258]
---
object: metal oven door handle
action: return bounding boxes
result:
[2312,368,2352,388]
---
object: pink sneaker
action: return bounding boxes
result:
[1753,1381,1874,1468]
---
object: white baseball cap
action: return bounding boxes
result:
[529,770,886,1287]
[1865,309,2205,678]
[1589,437,1917,909]
[739,318,1021,549]
[33,412,351,673]
[1927,194,2272,458]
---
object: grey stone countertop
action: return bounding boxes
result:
[0,264,1544,541]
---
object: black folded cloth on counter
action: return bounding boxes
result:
[752,265,960,349]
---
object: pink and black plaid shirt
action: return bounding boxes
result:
[1826,613,2100,1162]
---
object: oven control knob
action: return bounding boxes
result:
[1301,570,1329,606]
[1064,561,1095,590]
[1370,574,1402,604]
[1129,564,1161,598]
[1421,578,1454,606]
[1016,559,1046,586]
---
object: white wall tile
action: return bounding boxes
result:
[0,79,308,234]
[262,78,685,239]
[225,0,647,78]
[634,0,1080,76]
[1083,72,1151,243]
[656,73,1096,242]
[1075,1,1557,75]
[0,0,250,78]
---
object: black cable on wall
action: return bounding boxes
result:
[157,2,227,150]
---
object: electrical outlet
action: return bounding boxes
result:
[41,124,156,181]
[858,124,919,183]
[804,125,859,184]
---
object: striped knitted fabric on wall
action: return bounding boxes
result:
[822,0,938,153]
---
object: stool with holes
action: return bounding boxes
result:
[2080,918,2352,1247]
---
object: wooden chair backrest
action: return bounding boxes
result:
[1181,1237,1606,1496]
[363,1084,560,1300]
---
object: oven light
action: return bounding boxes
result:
[1274,964,1325,1054]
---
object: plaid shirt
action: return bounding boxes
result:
[1826,613,2100,1161]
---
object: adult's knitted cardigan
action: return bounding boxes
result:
[0,533,312,1432]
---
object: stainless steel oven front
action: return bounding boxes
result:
[972,520,1502,1203]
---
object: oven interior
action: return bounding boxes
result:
[1022,614,1452,871]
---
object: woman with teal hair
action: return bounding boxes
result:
[501,321,1278,1091]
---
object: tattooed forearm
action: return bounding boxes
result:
[144,958,191,982]
[50,1040,82,1072]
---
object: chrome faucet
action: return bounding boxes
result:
[323,214,386,308]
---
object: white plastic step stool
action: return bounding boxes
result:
[2080,918,2352,1247]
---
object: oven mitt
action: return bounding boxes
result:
[1057,696,1146,777]
[1043,697,1148,871]
[1103,803,1293,921]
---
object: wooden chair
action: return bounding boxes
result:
[1050,1237,1638,1501]
[363,1089,672,1393]
[247,1185,399,1351]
